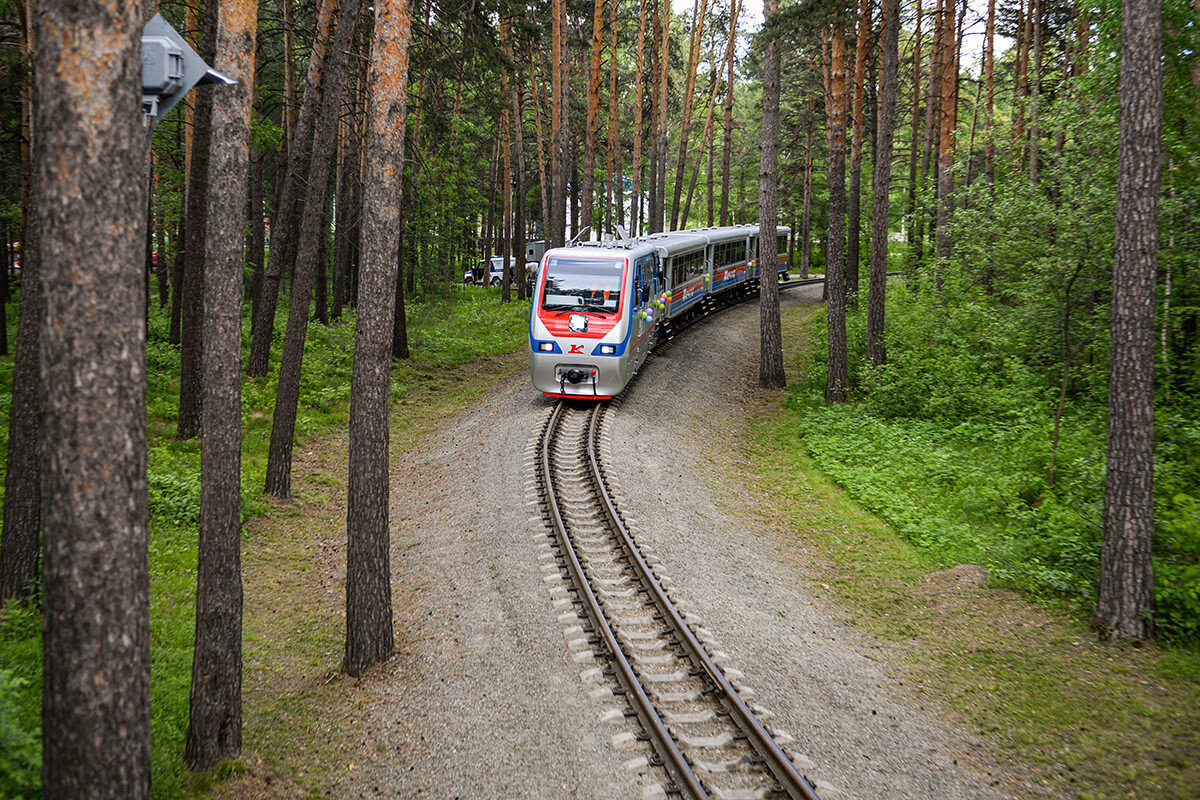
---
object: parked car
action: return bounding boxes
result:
[463,255,517,286]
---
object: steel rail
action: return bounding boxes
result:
[540,401,710,799]
[585,405,823,800]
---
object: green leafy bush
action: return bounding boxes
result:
[0,667,40,799]
[796,279,1200,643]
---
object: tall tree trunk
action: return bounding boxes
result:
[669,0,711,230]
[627,1,645,235]
[346,0,413,676]
[500,17,514,301]
[247,0,338,376]
[963,76,983,208]
[550,0,568,246]
[826,19,850,403]
[514,64,528,300]
[706,120,714,227]
[283,0,297,153]
[36,0,150,792]
[1095,0,1162,642]
[906,0,923,260]
[868,0,900,366]
[332,67,361,321]
[719,10,736,227]
[315,169,332,324]
[582,0,606,239]
[265,0,361,498]
[1,0,41,606]
[248,142,265,306]
[1028,0,1042,185]
[606,0,620,236]
[916,0,943,271]
[647,0,660,233]
[683,27,736,229]
[529,44,550,238]
[186,0,257,769]
[800,94,814,279]
[179,3,220,438]
[653,0,670,232]
[934,0,957,274]
[1014,0,1031,169]
[156,168,169,309]
[848,0,871,299]
[984,0,995,188]
[758,0,784,389]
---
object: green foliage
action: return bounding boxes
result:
[797,280,1200,644]
[0,282,532,797]
[0,667,40,799]
[0,604,40,800]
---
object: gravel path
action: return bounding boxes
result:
[341,286,1017,799]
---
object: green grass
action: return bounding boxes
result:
[0,281,531,798]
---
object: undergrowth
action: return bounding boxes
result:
[0,282,530,798]
[793,280,1200,645]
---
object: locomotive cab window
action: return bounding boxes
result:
[541,257,625,313]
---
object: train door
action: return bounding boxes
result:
[632,253,657,368]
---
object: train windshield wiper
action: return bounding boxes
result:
[581,303,614,315]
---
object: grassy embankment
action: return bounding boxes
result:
[743,298,1200,799]
[0,285,532,799]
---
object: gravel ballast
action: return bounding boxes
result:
[341,286,1017,799]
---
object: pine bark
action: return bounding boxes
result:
[934,0,957,271]
[653,0,670,232]
[628,0,648,236]
[581,0,606,240]
[530,43,551,239]
[868,0,900,366]
[1095,0,1162,642]
[346,0,414,676]
[0,0,42,606]
[265,0,361,498]
[550,0,568,246]
[800,93,814,279]
[247,0,338,376]
[179,4,219,439]
[670,0,710,230]
[36,0,151,792]
[984,0,995,188]
[500,18,514,301]
[758,0,784,389]
[606,0,621,235]
[848,0,871,299]
[719,11,736,227]
[905,0,922,258]
[825,20,850,403]
[186,0,258,769]
[248,142,265,305]
[513,53,528,300]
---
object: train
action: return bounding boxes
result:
[529,224,792,399]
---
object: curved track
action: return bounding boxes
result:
[536,401,822,800]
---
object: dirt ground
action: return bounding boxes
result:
[310,285,1025,800]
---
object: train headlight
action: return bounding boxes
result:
[538,341,555,352]
[599,344,616,355]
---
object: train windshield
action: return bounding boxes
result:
[540,256,625,313]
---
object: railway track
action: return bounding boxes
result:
[534,400,824,800]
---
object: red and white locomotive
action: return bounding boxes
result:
[529,224,791,399]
